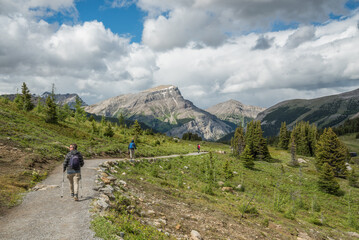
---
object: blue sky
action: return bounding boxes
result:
[1,0,359,108]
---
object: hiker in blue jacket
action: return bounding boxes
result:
[128,140,137,160]
[63,144,84,201]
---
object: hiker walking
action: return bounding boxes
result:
[128,139,137,159]
[197,144,201,153]
[63,144,84,201]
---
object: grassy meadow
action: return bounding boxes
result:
[0,98,223,211]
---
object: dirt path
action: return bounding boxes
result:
[0,152,206,240]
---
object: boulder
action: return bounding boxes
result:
[222,187,234,192]
[190,230,202,240]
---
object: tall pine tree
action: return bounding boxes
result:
[241,144,255,169]
[278,122,289,150]
[315,128,348,177]
[74,96,87,123]
[45,85,58,124]
[318,162,340,195]
[21,82,34,111]
[231,125,245,156]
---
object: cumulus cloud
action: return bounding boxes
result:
[1,0,359,110]
[252,35,274,50]
[139,0,349,50]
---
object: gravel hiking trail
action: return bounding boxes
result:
[0,152,206,240]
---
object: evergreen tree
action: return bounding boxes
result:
[91,120,99,135]
[21,82,34,111]
[245,120,271,161]
[34,98,44,114]
[14,93,23,110]
[223,159,233,181]
[118,113,125,127]
[74,96,87,123]
[44,89,58,124]
[318,162,340,195]
[103,123,115,137]
[133,120,142,136]
[88,115,95,122]
[289,136,299,166]
[231,125,245,156]
[101,116,106,126]
[290,121,318,156]
[315,128,348,177]
[278,122,289,150]
[241,144,255,169]
[348,168,358,188]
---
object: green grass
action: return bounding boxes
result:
[104,146,359,239]
[0,99,225,210]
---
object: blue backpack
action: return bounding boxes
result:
[69,154,80,170]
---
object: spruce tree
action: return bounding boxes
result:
[103,123,114,137]
[348,168,358,188]
[278,122,289,150]
[14,93,23,110]
[44,85,57,124]
[223,159,233,181]
[118,113,125,127]
[21,82,34,111]
[34,98,44,114]
[289,136,299,166]
[318,162,340,195]
[133,120,142,136]
[241,144,255,169]
[231,125,245,156]
[315,128,348,177]
[74,96,87,123]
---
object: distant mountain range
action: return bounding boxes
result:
[1,93,87,109]
[206,99,265,127]
[256,88,359,136]
[85,85,235,141]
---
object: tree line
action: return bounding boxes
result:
[277,121,356,195]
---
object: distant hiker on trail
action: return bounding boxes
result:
[63,144,84,201]
[197,144,201,153]
[128,139,137,160]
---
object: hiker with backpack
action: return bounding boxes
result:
[197,144,201,153]
[63,144,84,201]
[128,139,137,160]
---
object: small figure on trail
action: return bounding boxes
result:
[197,144,201,153]
[128,139,137,160]
[63,144,84,201]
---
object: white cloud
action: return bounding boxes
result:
[0,0,359,111]
[139,0,349,50]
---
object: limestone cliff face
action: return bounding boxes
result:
[41,92,87,109]
[85,85,234,140]
[206,99,266,127]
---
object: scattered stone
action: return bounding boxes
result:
[297,232,311,240]
[218,181,225,187]
[32,185,59,191]
[222,187,234,192]
[347,232,359,238]
[107,176,117,182]
[101,176,111,184]
[190,230,202,240]
[176,224,181,230]
[115,180,127,186]
[101,172,109,177]
[233,171,238,175]
[122,172,126,175]
[236,184,243,190]
[184,166,189,169]
[297,158,307,164]
[96,198,109,210]
[146,210,156,217]
[346,163,352,171]
[140,178,144,181]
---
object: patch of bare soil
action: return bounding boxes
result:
[0,139,58,215]
[120,178,299,240]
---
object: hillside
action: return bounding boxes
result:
[0,97,222,213]
[256,88,359,136]
[85,85,234,141]
[1,96,359,239]
[206,99,266,127]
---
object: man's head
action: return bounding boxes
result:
[70,144,77,150]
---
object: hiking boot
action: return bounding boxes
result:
[74,194,79,201]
